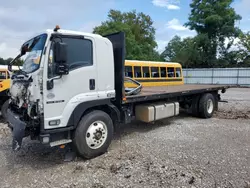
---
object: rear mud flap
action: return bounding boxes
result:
[6,109,26,151]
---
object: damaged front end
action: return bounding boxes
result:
[7,75,41,151]
[6,108,27,151]
[6,33,47,151]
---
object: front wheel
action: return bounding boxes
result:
[73,110,114,159]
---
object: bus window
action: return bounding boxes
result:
[134,66,142,78]
[0,71,6,79]
[167,67,175,77]
[175,68,182,77]
[160,67,166,77]
[143,67,150,78]
[125,66,133,77]
[151,67,159,78]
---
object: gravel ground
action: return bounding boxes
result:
[0,88,249,188]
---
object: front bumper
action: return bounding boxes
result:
[6,109,26,151]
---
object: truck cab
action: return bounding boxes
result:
[7,27,120,156]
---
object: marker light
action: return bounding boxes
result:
[54,25,60,32]
[49,119,60,126]
[60,145,65,149]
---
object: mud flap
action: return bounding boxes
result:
[6,109,26,151]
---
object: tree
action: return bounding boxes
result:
[93,9,163,61]
[5,58,13,65]
[239,32,250,52]
[0,57,23,66]
[161,36,203,68]
[161,36,183,62]
[15,59,24,66]
[237,31,250,67]
[185,0,242,67]
[0,58,6,65]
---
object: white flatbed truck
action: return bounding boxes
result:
[6,27,229,159]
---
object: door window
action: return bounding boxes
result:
[48,37,93,78]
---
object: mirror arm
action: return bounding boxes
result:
[47,75,62,90]
[8,54,22,72]
[53,75,62,81]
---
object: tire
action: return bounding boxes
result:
[73,110,114,159]
[198,93,215,118]
[1,99,9,120]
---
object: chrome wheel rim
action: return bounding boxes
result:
[207,99,214,114]
[86,121,108,149]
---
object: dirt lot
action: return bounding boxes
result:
[0,88,249,188]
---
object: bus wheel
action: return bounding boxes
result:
[73,110,114,159]
[1,100,9,120]
[198,93,215,118]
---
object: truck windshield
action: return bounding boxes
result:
[21,34,47,74]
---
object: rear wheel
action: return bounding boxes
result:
[73,110,114,159]
[198,93,216,118]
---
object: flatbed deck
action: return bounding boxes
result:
[124,84,229,103]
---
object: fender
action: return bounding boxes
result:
[66,99,120,128]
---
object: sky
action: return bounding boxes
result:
[0,0,250,59]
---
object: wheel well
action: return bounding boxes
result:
[181,91,219,115]
[82,105,120,126]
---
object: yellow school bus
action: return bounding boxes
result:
[0,65,21,118]
[124,60,184,88]
[0,65,20,93]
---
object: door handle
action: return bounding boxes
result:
[89,79,95,90]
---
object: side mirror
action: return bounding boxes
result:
[53,42,67,63]
[21,45,28,55]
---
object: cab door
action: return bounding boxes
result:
[43,35,97,130]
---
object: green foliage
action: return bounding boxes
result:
[239,31,250,52]
[0,57,23,66]
[15,59,24,66]
[161,36,201,68]
[161,32,250,68]
[161,36,183,62]
[182,0,242,67]
[0,58,6,65]
[185,0,242,39]
[0,57,12,65]
[161,0,249,68]
[93,9,163,61]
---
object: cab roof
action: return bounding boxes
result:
[22,28,108,45]
[45,29,104,39]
